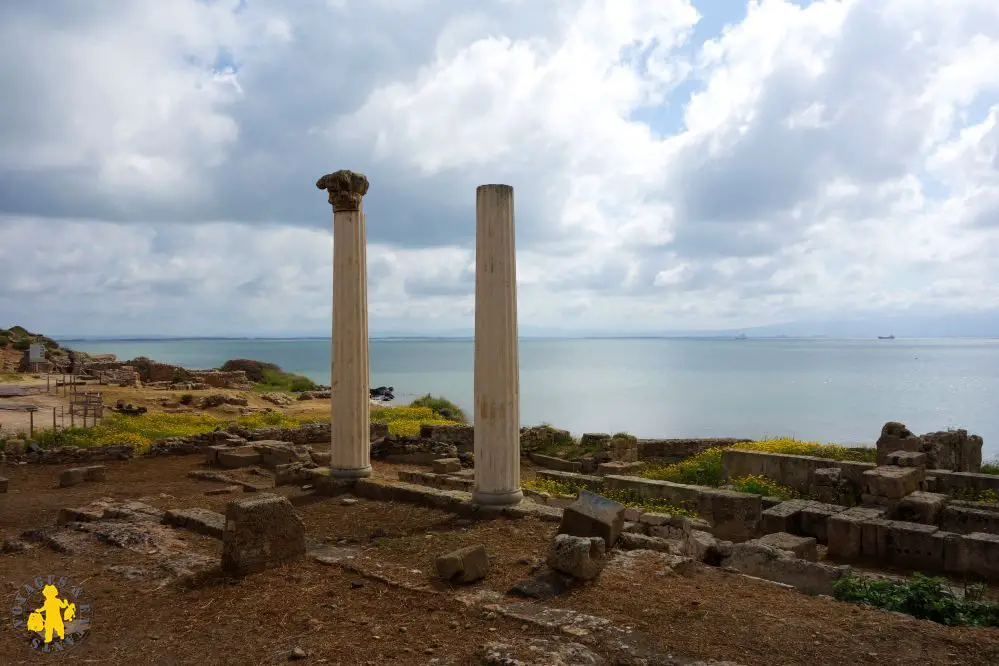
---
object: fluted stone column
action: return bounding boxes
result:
[316,170,371,479]
[472,184,523,506]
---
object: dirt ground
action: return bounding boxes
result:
[2,455,999,666]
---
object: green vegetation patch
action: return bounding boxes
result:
[833,573,999,627]
[408,394,468,423]
[522,477,696,517]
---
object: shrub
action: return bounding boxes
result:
[981,460,999,476]
[833,573,999,627]
[642,447,727,486]
[370,405,460,436]
[12,338,30,351]
[409,394,468,423]
[258,367,316,392]
[179,394,194,406]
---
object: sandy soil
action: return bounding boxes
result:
[2,455,999,666]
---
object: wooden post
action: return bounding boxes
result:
[47,372,51,393]
[52,407,57,431]
[83,403,88,428]
[29,409,34,438]
[70,402,74,428]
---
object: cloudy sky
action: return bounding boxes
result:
[1,0,998,337]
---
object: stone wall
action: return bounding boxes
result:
[187,370,251,388]
[721,449,875,494]
[638,438,752,461]
[536,469,762,542]
[420,424,473,452]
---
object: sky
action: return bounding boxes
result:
[1,0,998,338]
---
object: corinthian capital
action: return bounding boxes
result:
[316,170,369,212]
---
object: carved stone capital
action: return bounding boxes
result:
[316,170,369,212]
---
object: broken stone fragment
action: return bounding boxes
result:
[58,467,87,488]
[435,544,489,584]
[222,493,306,574]
[547,533,607,581]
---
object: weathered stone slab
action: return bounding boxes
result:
[886,450,927,468]
[529,453,582,473]
[0,477,7,493]
[826,506,885,560]
[83,465,106,482]
[875,520,941,569]
[597,461,644,476]
[759,499,812,535]
[547,534,606,580]
[723,542,851,595]
[558,490,626,548]
[752,532,818,561]
[896,491,949,525]
[863,466,924,499]
[431,458,462,474]
[222,493,306,574]
[798,501,847,543]
[163,507,225,539]
[682,529,731,565]
[436,544,489,583]
[58,467,87,488]
[963,532,999,579]
[217,447,264,469]
[939,504,999,535]
[617,532,675,553]
[697,488,761,542]
[57,506,105,525]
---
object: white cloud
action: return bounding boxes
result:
[1,0,999,336]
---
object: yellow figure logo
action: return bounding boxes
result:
[27,584,76,645]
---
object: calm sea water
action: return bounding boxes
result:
[67,337,999,457]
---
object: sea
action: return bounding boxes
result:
[65,337,999,459]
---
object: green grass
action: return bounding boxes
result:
[833,573,999,627]
[522,477,696,517]
[408,394,468,423]
[21,403,462,453]
[981,460,999,475]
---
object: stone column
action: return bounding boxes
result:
[316,170,372,479]
[472,184,523,506]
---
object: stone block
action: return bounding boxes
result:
[0,477,7,493]
[58,468,87,488]
[722,542,851,596]
[558,490,626,548]
[528,453,582,474]
[964,532,999,579]
[936,531,967,574]
[939,505,999,535]
[597,461,644,476]
[432,458,462,474]
[798,502,847,544]
[217,447,264,469]
[697,488,761,542]
[875,520,942,570]
[875,421,922,466]
[222,493,306,574]
[752,532,818,561]
[547,534,606,580]
[435,544,489,584]
[623,507,643,522]
[863,466,924,499]
[886,450,927,468]
[812,467,841,486]
[639,512,672,527]
[617,533,674,553]
[57,506,105,525]
[682,529,731,565]
[622,521,646,534]
[895,491,949,525]
[310,450,332,466]
[826,507,885,560]
[204,445,228,465]
[759,499,812,535]
[82,465,106,482]
[648,524,684,539]
[163,507,225,539]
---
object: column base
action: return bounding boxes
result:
[472,488,524,507]
[329,465,372,479]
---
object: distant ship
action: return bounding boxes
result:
[877,335,896,340]
[734,333,747,340]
